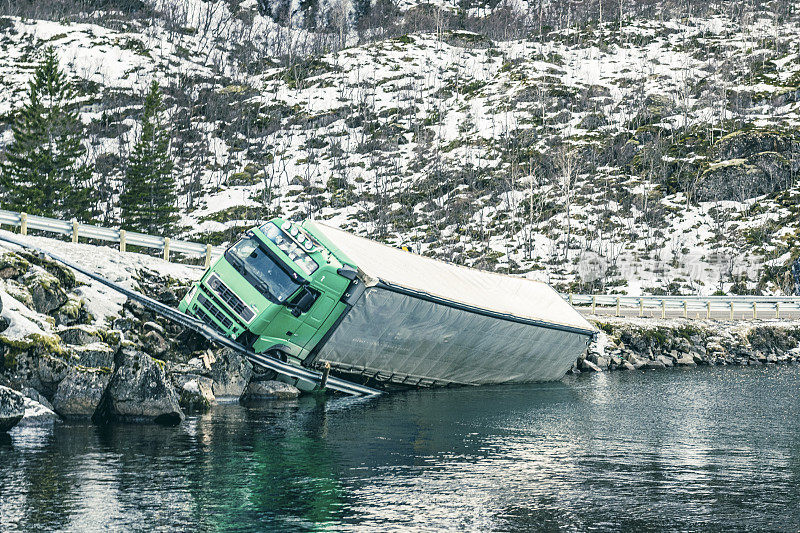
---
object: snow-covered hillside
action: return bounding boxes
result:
[0,0,798,296]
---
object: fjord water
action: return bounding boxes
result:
[3,366,800,532]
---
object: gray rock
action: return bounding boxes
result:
[52,369,111,419]
[0,385,25,432]
[210,348,253,400]
[26,272,68,314]
[172,373,215,412]
[73,343,115,369]
[143,330,169,356]
[620,361,636,371]
[113,317,136,332]
[178,376,215,412]
[595,356,610,370]
[675,355,697,366]
[102,348,183,424]
[21,387,54,411]
[244,380,300,401]
[17,396,59,426]
[579,358,602,372]
[645,359,666,370]
[142,321,165,335]
[33,353,71,399]
[58,326,102,346]
[656,355,674,367]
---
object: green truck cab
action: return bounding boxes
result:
[178,218,354,369]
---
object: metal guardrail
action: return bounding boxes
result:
[565,293,800,319]
[0,208,225,266]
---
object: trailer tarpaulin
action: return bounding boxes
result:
[307,222,596,385]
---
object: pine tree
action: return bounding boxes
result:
[119,81,178,235]
[0,47,92,219]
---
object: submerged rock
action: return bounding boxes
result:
[52,368,111,420]
[0,385,25,432]
[244,380,300,401]
[210,348,253,401]
[102,348,183,424]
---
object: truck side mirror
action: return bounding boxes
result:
[290,287,317,317]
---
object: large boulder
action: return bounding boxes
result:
[210,348,253,401]
[1,336,71,399]
[243,380,300,401]
[52,369,111,419]
[102,348,183,424]
[0,385,25,432]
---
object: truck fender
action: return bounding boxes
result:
[265,343,301,359]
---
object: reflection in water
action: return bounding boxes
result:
[2,366,800,531]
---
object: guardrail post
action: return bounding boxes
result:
[163,237,171,262]
[639,299,643,317]
[661,300,666,319]
[776,302,780,319]
[71,219,79,243]
[119,230,126,252]
[729,302,734,320]
[20,212,27,235]
[683,301,687,318]
[706,301,711,319]
[569,293,573,305]
[616,297,620,317]
[753,302,757,320]
[205,244,213,268]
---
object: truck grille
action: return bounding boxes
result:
[196,292,234,332]
[206,273,255,322]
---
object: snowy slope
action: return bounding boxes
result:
[0,230,200,340]
[0,2,798,296]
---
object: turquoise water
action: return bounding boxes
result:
[3,366,800,531]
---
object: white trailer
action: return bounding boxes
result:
[304,222,596,387]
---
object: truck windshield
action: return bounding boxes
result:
[225,237,300,303]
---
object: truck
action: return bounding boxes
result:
[178,219,596,391]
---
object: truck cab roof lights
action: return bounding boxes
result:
[261,221,319,276]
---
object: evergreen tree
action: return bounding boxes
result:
[119,81,178,235]
[0,47,92,219]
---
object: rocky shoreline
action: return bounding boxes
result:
[2,236,800,434]
[0,241,300,433]
[578,316,800,372]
